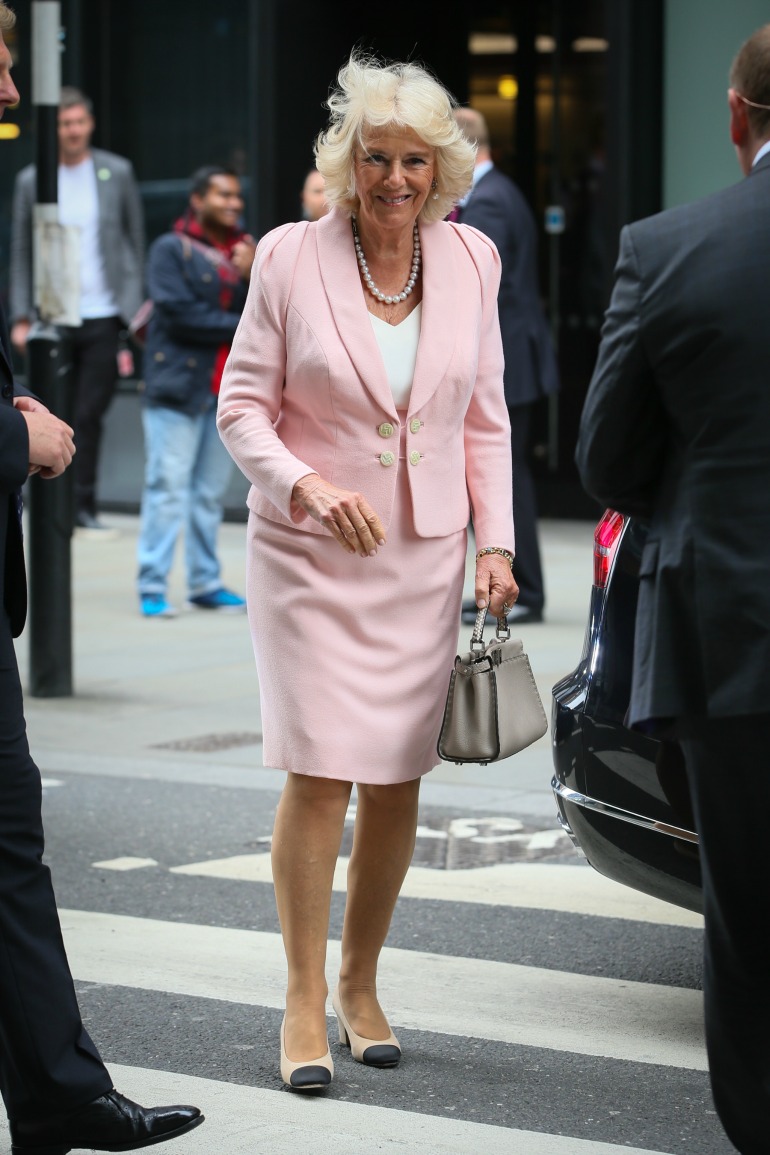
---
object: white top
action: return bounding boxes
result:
[369,302,422,410]
[58,156,118,318]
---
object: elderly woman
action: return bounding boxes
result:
[217,54,518,1090]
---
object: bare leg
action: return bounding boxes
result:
[338,778,421,1038]
[271,773,352,1060]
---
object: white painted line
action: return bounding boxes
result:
[0,1061,675,1155]
[92,857,159,871]
[60,909,706,1070]
[171,854,704,928]
[40,778,64,788]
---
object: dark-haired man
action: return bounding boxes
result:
[0,8,203,1151]
[136,166,255,617]
[577,23,770,1155]
[10,86,144,536]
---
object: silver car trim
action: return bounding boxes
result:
[551,777,699,845]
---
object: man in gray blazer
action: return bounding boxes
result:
[454,108,559,626]
[576,24,770,1155]
[10,87,144,534]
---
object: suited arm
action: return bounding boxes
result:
[462,237,515,551]
[576,226,667,519]
[0,405,30,491]
[148,239,240,345]
[217,227,316,522]
[10,175,33,324]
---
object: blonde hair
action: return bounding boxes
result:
[315,53,475,223]
[0,3,16,32]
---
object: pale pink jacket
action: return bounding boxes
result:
[217,207,514,551]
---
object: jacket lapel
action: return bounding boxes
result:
[315,209,397,417]
[408,220,458,414]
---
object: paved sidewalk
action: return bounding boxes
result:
[18,513,597,821]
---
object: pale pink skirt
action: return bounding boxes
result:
[246,456,466,784]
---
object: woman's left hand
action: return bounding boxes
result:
[474,553,519,619]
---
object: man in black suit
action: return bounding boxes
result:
[0,10,203,1152]
[576,24,770,1155]
[454,108,559,626]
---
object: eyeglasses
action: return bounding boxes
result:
[735,91,770,112]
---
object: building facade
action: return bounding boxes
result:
[0,0,764,517]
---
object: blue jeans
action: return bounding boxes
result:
[137,399,234,598]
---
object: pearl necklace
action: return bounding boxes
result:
[352,214,421,304]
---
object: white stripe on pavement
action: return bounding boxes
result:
[60,909,706,1070]
[170,854,704,928]
[0,1062,676,1155]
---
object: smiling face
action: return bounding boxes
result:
[192,173,244,235]
[353,125,436,238]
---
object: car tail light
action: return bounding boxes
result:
[593,510,625,588]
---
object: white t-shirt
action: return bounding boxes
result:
[369,302,422,411]
[58,156,118,318]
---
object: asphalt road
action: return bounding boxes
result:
[0,516,734,1154]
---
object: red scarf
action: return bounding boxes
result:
[173,214,246,393]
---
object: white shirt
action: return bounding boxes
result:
[752,139,770,167]
[58,156,118,318]
[369,302,422,410]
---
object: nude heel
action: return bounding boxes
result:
[332,988,401,1068]
[280,1017,334,1090]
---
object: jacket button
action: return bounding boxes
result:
[410,418,421,433]
[379,451,395,467]
[378,422,394,438]
[1,383,12,399]
[409,451,421,466]
[187,358,197,368]
[202,273,213,282]
[154,352,165,362]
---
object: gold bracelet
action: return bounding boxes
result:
[475,546,514,569]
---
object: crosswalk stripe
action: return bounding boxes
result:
[60,909,706,1071]
[0,1062,675,1155]
[169,854,704,928]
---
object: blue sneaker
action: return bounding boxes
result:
[141,595,177,618]
[187,587,246,613]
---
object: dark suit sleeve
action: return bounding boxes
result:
[0,406,30,491]
[575,225,667,518]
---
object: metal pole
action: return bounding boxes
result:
[546,0,562,473]
[28,0,74,697]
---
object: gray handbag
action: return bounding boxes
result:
[437,608,548,765]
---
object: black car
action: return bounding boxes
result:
[551,511,702,913]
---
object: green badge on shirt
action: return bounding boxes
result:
[97,167,111,181]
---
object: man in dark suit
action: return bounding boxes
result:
[576,24,770,1155]
[454,108,559,626]
[0,10,203,1151]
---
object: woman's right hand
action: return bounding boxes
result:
[292,473,386,557]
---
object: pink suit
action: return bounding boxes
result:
[218,208,514,783]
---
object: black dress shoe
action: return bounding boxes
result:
[460,598,543,626]
[10,1089,204,1154]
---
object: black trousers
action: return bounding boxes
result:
[678,715,770,1155]
[0,612,111,1121]
[59,317,121,518]
[508,402,545,613]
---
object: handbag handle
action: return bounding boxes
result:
[470,606,511,650]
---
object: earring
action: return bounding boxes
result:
[431,178,439,200]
